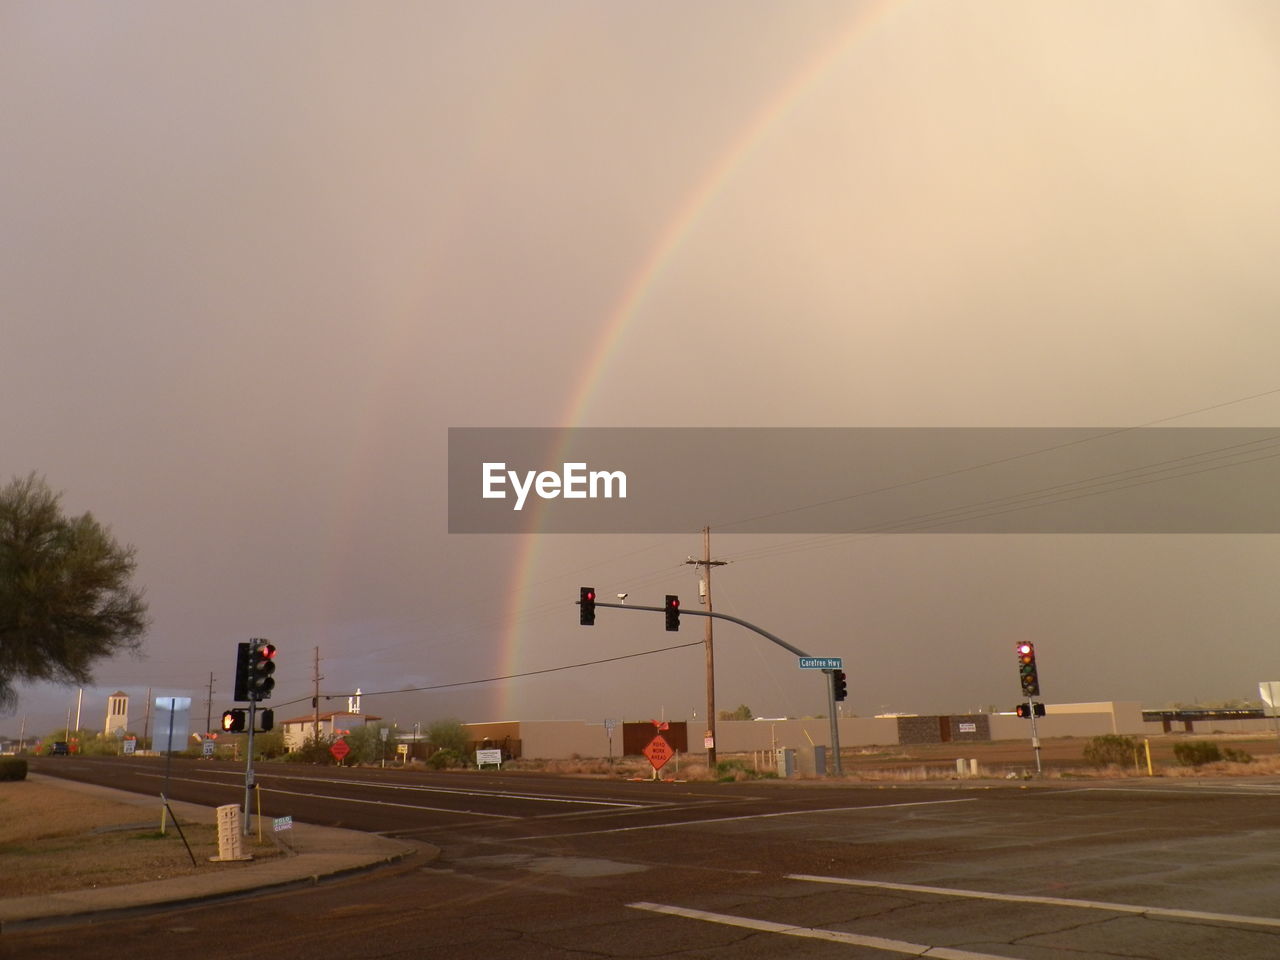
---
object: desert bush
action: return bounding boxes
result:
[1222,746,1253,763]
[1173,741,1222,766]
[427,748,467,769]
[0,757,28,781]
[1083,735,1139,768]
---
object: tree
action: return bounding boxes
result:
[718,704,754,721]
[345,722,397,764]
[0,474,149,709]
[426,718,468,753]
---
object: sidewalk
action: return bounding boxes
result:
[0,774,429,929]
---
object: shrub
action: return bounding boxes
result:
[0,757,27,781]
[1083,735,1139,768]
[1173,741,1222,766]
[428,748,467,769]
[1223,747,1253,764]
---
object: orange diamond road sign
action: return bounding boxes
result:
[642,734,673,771]
[329,738,350,761]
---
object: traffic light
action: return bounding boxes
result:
[246,639,276,701]
[259,709,274,732]
[579,587,596,626]
[664,595,680,631]
[1016,642,1040,697]
[1015,702,1046,718]
[832,669,848,702]
[233,641,252,702]
[221,709,246,732]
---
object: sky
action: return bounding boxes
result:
[5,1,1280,740]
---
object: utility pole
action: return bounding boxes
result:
[143,687,152,750]
[685,527,727,768]
[205,672,214,736]
[313,646,324,745]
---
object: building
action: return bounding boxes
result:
[104,691,129,737]
[279,711,382,752]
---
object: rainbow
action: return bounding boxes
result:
[493,1,903,718]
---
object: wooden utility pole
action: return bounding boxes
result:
[312,646,323,744]
[685,526,727,768]
[205,672,214,736]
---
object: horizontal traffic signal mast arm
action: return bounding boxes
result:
[582,599,814,659]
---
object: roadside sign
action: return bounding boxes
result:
[202,739,215,756]
[122,738,136,755]
[799,657,842,670]
[273,815,293,832]
[330,738,350,762]
[642,735,674,771]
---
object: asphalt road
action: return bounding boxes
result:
[13,759,1280,960]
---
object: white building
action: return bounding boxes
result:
[279,711,381,751]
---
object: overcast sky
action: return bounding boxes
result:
[6,1,1280,739]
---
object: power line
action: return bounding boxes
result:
[266,640,704,711]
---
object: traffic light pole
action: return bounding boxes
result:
[585,600,843,774]
[243,699,256,835]
[1027,700,1042,774]
[824,670,842,776]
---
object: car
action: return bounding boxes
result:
[50,741,70,756]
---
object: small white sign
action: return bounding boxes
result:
[958,722,977,734]
[202,739,216,756]
[273,815,293,832]
[475,748,502,768]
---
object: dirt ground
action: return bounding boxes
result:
[831,732,1280,779]
[0,779,279,897]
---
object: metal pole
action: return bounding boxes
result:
[243,699,256,836]
[162,698,176,833]
[826,671,842,776]
[1028,700,1042,774]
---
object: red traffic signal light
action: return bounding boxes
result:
[247,639,276,700]
[664,595,680,631]
[579,587,596,626]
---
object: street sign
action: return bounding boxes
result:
[329,738,350,762]
[799,657,843,670]
[642,735,674,771]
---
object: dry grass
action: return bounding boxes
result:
[0,780,279,897]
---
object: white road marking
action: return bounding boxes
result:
[629,901,1014,959]
[136,770,648,810]
[510,798,978,841]
[789,875,1280,930]
[262,787,519,819]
